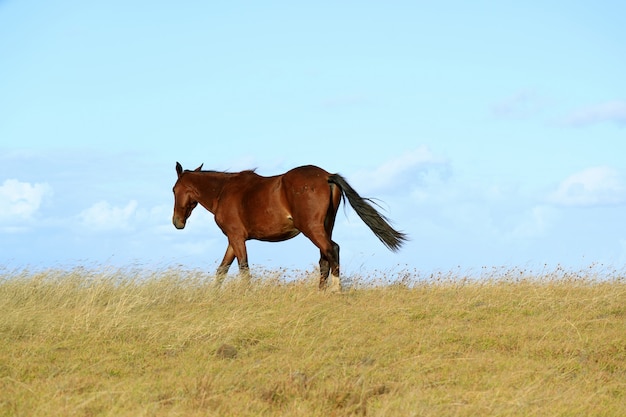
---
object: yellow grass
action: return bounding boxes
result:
[1,266,625,416]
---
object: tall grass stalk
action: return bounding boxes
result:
[1,267,624,416]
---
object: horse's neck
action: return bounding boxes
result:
[189,172,231,213]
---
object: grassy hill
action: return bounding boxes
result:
[1,267,624,416]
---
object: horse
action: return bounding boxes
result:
[172,162,407,291]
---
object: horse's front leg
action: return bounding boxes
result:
[229,237,250,282]
[215,245,236,287]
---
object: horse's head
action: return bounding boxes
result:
[172,162,203,229]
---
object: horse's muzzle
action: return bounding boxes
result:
[172,216,186,229]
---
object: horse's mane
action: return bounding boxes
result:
[190,168,258,175]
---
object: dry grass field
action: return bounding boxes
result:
[1,266,625,416]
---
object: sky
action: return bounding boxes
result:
[1,1,626,278]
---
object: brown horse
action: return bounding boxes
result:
[172,162,407,290]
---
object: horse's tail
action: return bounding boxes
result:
[328,174,408,252]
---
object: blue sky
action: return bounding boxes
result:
[1,1,625,276]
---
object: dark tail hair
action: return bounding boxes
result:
[328,174,407,252]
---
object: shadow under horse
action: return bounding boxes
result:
[172,163,407,291]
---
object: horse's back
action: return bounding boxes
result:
[283,165,331,184]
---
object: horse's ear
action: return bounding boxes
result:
[195,163,204,172]
[176,162,183,177]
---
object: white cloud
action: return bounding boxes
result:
[78,200,139,231]
[549,166,626,207]
[352,146,449,194]
[0,179,52,223]
[564,100,626,127]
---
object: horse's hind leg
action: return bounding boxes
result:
[317,188,341,291]
[328,242,341,292]
[310,236,341,292]
[316,240,340,292]
[319,255,330,286]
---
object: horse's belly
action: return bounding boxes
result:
[257,229,301,242]
[246,213,301,242]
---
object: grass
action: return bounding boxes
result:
[1,266,625,416]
